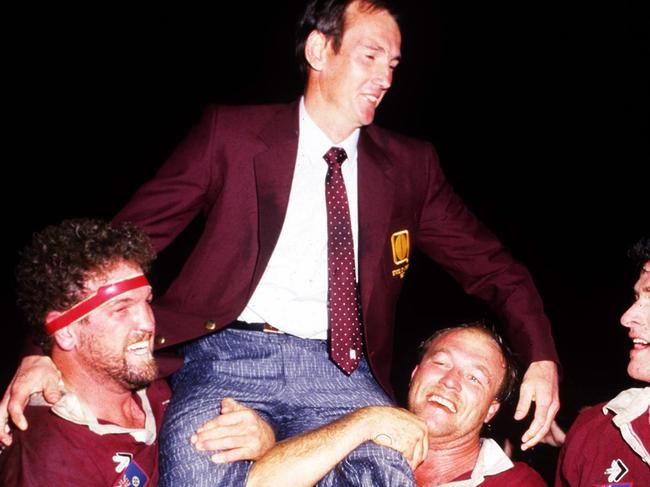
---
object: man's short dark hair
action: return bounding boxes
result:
[629,236,650,270]
[417,322,519,403]
[295,0,399,80]
[16,219,155,352]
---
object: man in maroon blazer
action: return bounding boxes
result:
[1,0,559,484]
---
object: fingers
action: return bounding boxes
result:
[367,408,428,470]
[193,431,261,463]
[192,428,251,452]
[6,388,31,432]
[0,382,15,446]
[221,397,245,412]
[5,355,62,430]
[513,384,534,421]
[520,396,559,450]
[42,376,63,405]
[514,360,560,450]
[191,400,276,462]
[538,420,566,448]
[210,447,255,464]
[219,397,242,415]
[197,398,253,432]
[0,424,12,448]
[409,430,428,470]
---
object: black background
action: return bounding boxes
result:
[3,1,648,481]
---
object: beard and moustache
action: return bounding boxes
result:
[78,329,159,390]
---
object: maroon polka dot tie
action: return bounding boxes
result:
[323,146,363,374]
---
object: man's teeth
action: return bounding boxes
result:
[428,395,457,413]
[633,338,649,346]
[364,94,378,104]
[127,341,150,351]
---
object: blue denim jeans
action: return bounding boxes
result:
[158,328,414,486]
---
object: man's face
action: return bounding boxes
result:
[621,261,650,382]
[316,1,401,135]
[407,329,505,444]
[75,261,157,390]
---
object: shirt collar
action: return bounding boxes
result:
[30,380,157,445]
[439,438,514,487]
[602,387,650,465]
[603,386,650,424]
[299,97,359,164]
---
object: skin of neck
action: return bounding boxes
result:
[52,347,146,429]
[414,429,483,486]
[303,81,358,144]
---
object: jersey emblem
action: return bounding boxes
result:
[604,458,629,483]
[112,459,149,487]
[113,452,133,473]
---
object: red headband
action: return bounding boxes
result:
[45,275,151,335]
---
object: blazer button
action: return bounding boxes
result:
[155,335,166,345]
[204,320,217,331]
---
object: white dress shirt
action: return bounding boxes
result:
[238,98,360,339]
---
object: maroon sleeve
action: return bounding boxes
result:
[415,143,558,365]
[113,105,222,253]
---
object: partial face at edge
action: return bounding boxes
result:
[621,262,650,382]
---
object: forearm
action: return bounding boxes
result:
[246,410,372,487]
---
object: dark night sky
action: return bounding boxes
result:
[3,1,648,479]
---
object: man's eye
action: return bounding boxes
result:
[467,375,480,384]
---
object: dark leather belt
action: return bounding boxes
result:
[228,320,284,334]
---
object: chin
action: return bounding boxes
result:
[359,112,376,126]
[628,364,650,383]
[121,358,159,389]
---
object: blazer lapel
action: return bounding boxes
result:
[252,102,300,291]
[357,128,395,317]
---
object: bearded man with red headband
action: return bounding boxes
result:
[0,220,274,486]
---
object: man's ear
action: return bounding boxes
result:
[46,311,76,351]
[484,400,501,424]
[304,30,329,71]
[410,365,420,383]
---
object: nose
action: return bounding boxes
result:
[621,300,641,330]
[374,62,393,91]
[439,368,462,392]
[134,301,156,333]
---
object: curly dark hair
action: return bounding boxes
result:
[417,322,520,403]
[16,219,156,352]
[295,0,399,80]
[629,236,650,270]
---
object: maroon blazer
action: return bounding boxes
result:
[114,101,558,396]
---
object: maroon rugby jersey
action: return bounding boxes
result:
[556,402,650,487]
[0,379,170,486]
[451,461,548,486]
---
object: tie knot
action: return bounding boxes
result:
[323,147,348,168]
